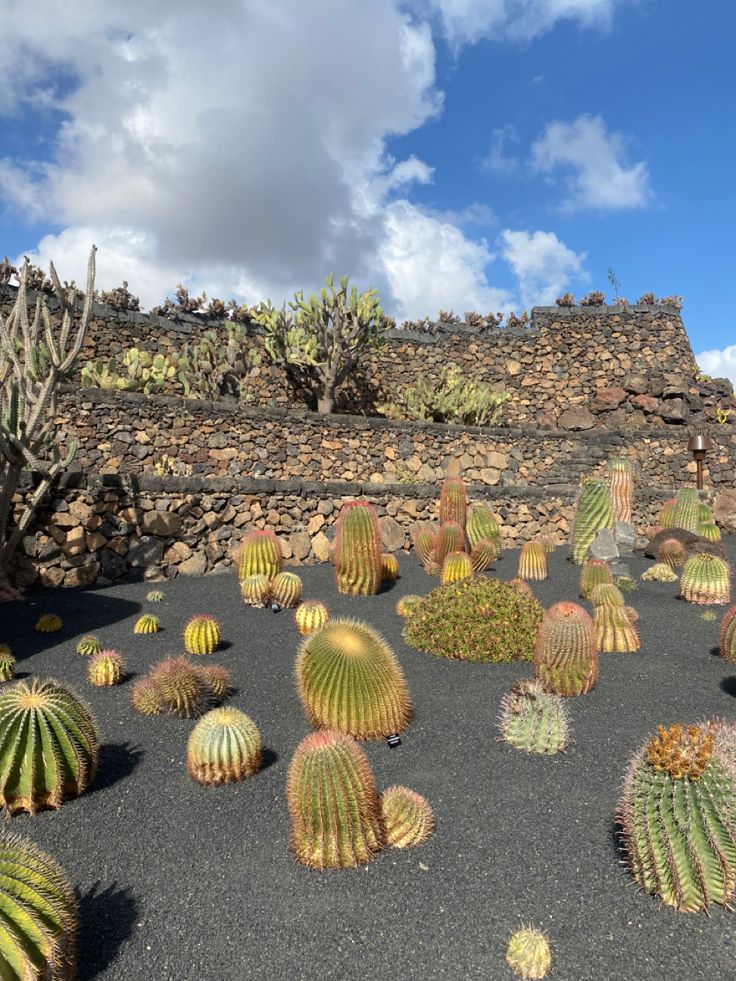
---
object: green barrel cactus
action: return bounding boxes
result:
[381,553,399,582]
[609,456,633,524]
[439,475,467,528]
[414,521,466,576]
[296,619,411,740]
[534,602,598,696]
[133,613,160,635]
[0,830,78,979]
[579,559,613,599]
[333,501,383,596]
[618,722,736,912]
[699,522,722,542]
[241,573,271,608]
[380,786,434,848]
[469,538,497,573]
[658,498,677,528]
[571,477,613,564]
[0,679,99,814]
[498,679,570,755]
[0,648,16,683]
[295,599,330,635]
[440,551,473,585]
[183,614,221,654]
[517,540,547,581]
[237,528,283,581]
[270,571,303,608]
[594,605,640,653]
[680,553,730,605]
[720,606,736,662]
[88,649,125,686]
[187,707,262,785]
[467,505,503,557]
[505,927,552,979]
[287,729,385,868]
[589,583,625,608]
[76,634,102,656]
[673,487,701,533]
[699,502,715,524]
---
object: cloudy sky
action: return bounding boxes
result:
[0,0,733,378]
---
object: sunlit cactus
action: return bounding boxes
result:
[673,487,701,533]
[594,605,640,653]
[658,537,686,569]
[469,537,497,573]
[720,606,736,662]
[287,730,385,869]
[187,707,261,785]
[518,540,547,581]
[641,562,678,582]
[0,830,78,980]
[237,528,283,581]
[505,926,552,980]
[467,505,502,557]
[296,619,411,740]
[679,553,730,605]
[699,522,722,542]
[199,664,232,701]
[699,502,715,524]
[295,599,330,635]
[395,594,423,617]
[498,678,571,755]
[333,501,383,596]
[76,634,102,656]
[130,677,163,716]
[134,613,160,635]
[439,475,467,528]
[184,614,222,655]
[241,572,271,608]
[380,786,434,848]
[270,571,303,608]
[146,589,165,603]
[571,478,613,564]
[0,678,99,814]
[381,553,399,582]
[36,613,62,633]
[143,657,211,718]
[441,550,473,585]
[87,649,125,686]
[589,583,625,608]
[609,456,633,524]
[508,577,535,598]
[658,498,677,528]
[579,559,613,599]
[534,602,598,696]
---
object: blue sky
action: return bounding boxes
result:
[0,0,734,377]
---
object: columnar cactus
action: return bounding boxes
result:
[658,498,677,528]
[579,559,613,599]
[609,456,633,524]
[381,553,399,582]
[88,649,125,686]
[241,573,271,608]
[184,615,221,655]
[0,679,99,814]
[673,488,701,533]
[237,528,283,581]
[618,722,736,912]
[680,553,730,605]
[594,605,640,653]
[658,537,686,569]
[498,678,571,755]
[187,707,262,785]
[134,613,160,634]
[380,786,434,848]
[295,599,329,635]
[270,571,303,608]
[441,551,473,585]
[439,475,467,529]
[505,927,552,980]
[36,613,62,633]
[571,478,613,564]
[0,831,78,979]
[534,602,598,696]
[333,501,383,596]
[720,607,736,662]
[296,619,411,739]
[467,505,502,557]
[518,540,548,581]
[286,730,385,868]
[76,634,102,656]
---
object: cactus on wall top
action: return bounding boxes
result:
[333,500,383,596]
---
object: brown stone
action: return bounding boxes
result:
[379,516,405,552]
[714,489,736,533]
[307,514,325,535]
[290,532,311,561]
[558,407,596,431]
[164,541,192,563]
[85,531,107,551]
[39,566,65,587]
[178,551,208,576]
[69,501,93,524]
[64,561,100,587]
[479,468,501,485]
[142,511,183,536]
[312,531,331,562]
[594,386,627,407]
[631,393,659,413]
[64,526,87,557]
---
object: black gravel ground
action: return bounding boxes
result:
[3,540,736,981]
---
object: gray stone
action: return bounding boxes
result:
[609,562,632,578]
[558,407,596,431]
[614,521,636,555]
[589,528,619,562]
[99,549,128,580]
[142,510,183,536]
[379,516,405,552]
[178,551,208,576]
[128,536,165,567]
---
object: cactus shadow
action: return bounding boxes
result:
[261,747,279,772]
[719,676,736,697]
[710,646,721,657]
[89,742,144,795]
[77,881,139,980]
[608,817,627,863]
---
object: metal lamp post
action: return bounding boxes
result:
[687,430,714,490]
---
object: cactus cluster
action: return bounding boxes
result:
[534,602,598,696]
[571,478,613,564]
[498,679,571,755]
[380,786,434,848]
[517,540,547,581]
[294,599,330,635]
[183,615,222,655]
[88,649,125,686]
[505,927,552,980]
[333,501,384,596]
[187,707,262,785]
[679,553,730,605]
[271,571,303,608]
[579,559,613,599]
[131,657,230,718]
[414,479,500,576]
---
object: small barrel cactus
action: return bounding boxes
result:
[0,647,16,683]
[144,657,211,718]
[380,786,434,848]
[237,528,283,581]
[415,522,466,576]
[720,606,736,662]
[441,550,473,585]
[187,707,262,785]
[36,613,62,633]
[467,505,502,557]
[146,589,165,603]
[658,498,677,528]
[287,729,385,868]
[130,677,163,716]
[579,559,613,599]
[439,475,467,528]
[572,477,613,565]
[594,605,640,653]
[76,634,102,656]
[518,541,548,581]
[498,678,570,755]
[609,456,633,525]
[469,537,497,573]
[589,583,625,608]
[199,664,232,701]
[505,927,552,980]
[534,602,598,697]
[680,553,730,605]
[0,679,99,814]
[241,573,271,608]
[88,649,125,686]
[183,614,222,655]
[699,521,722,542]
[295,599,330,635]
[333,501,383,596]
[296,619,411,740]
[381,553,399,582]
[0,830,78,980]
[618,722,736,911]
[395,594,423,618]
[658,537,686,569]
[270,571,303,608]
[673,487,701,533]
[641,562,678,582]
[134,613,160,634]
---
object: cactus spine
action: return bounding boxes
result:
[439,475,467,528]
[440,551,473,585]
[534,602,598,696]
[518,540,548,581]
[184,615,221,655]
[571,478,613,564]
[88,649,125,686]
[294,599,329,635]
[579,559,613,599]
[505,927,552,980]
[673,488,701,533]
[187,707,262,784]
[333,501,383,596]
[380,786,434,848]
[237,528,283,581]
[679,553,730,605]
[720,606,736,662]
[609,456,633,524]
[498,679,570,755]
[270,571,303,608]
[287,730,385,869]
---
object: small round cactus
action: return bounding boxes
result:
[518,540,548,581]
[187,707,261,785]
[381,553,399,582]
[134,613,161,634]
[498,678,571,755]
[680,553,731,605]
[395,594,423,618]
[146,589,165,603]
[441,551,473,585]
[579,559,613,599]
[183,614,221,655]
[199,665,232,701]
[87,649,125,687]
[659,537,686,569]
[508,577,535,598]
[0,650,15,683]
[270,571,303,608]
[505,927,552,979]
[146,657,211,718]
[534,602,598,697]
[36,613,62,633]
[641,562,678,582]
[380,786,434,848]
[294,599,329,635]
[130,677,163,716]
[241,573,271,608]
[594,605,640,653]
[76,634,102,656]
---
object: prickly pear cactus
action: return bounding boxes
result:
[295,599,329,635]
[571,478,613,565]
[380,786,434,848]
[679,553,730,605]
[505,927,552,979]
[517,540,547,581]
[579,559,613,599]
[534,602,598,696]
[270,571,303,608]
[333,501,383,596]
[187,707,262,785]
[184,615,221,655]
[237,528,283,581]
[441,551,473,585]
[609,456,633,525]
[498,678,570,755]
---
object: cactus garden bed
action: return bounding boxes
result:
[3,540,736,980]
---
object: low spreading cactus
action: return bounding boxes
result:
[579,559,613,599]
[441,551,473,585]
[36,613,62,633]
[270,571,303,608]
[641,563,678,582]
[380,786,434,848]
[381,553,399,582]
[134,613,160,635]
[517,541,547,581]
[534,602,598,696]
[146,589,165,603]
[295,599,330,635]
[76,634,102,656]
[498,679,570,755]
[395,594,423,617]
[680,553,730,605]
[505,927,552,979]
[187,707,261,785]
[719,606,736,662]
[88,650,125,686]
[183,615,221,655]
[241,573,271,608]
[237,528,283,581]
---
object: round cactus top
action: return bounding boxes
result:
[645,724,714,780]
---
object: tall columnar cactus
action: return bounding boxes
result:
[498,678,571,755]
[0,679,99,814]
[0,831,78,979]
[680,553,731,605]
[594,605,640,653]
[609,456,633,524]
[333,501,383,596]
[237,528,283,581]
[505,927,552,980]
[187,707,262,785]
[467,505,502,557]
[241,573,271,608]
[88,649,125,686]
[658,537,686,569]
[295,599,329,635]
[184,615,221,655]
[286,729,385,869]
[618,722,736,912]
[518,540,548,581]
[380,786,434,848]
[296,619,411,739]
[720,607,736,662]
[440,551,473,585]
[571,478,613,564]
[534,602,598,696]
[270,571,303,608]
[579,559,613,599]
[673,488,701,533]
[658,498,677,528]
[439,475,467,529]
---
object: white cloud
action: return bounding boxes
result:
[500,229,586,307]
[531,114,652,212]
[479,125,520,175]
[696,347,736,387]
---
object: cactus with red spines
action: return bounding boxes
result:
[439,476,467,529]
[415,521,465,575]
[534,602,598,696]
[518,540,547,581]
[380,786,434,848]
[680,553,731,605]
[199,664,232,701]
[594,605,640,653]
[658,537,686,569]
[579,559,613,600]
[333,501,383,596]
[469,538,497,572]
[237,528,283,581]
[441,551,473,585]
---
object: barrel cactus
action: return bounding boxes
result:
[237,528,283,581]
[333,501,383,596]
[589,583,625,608]
[518,541,547,581]
[0,679,99,814]
[142,657,212,718]
[469,538,497,573]
[720,606,736,662]
[673,487,701,533]
[88,649,125,686]
[187,707,262,785]
[680,553,730,605]
[0,648,15,683]
[76,634,102,656]
[658,498,677,528]
[659,537,686,569]
[609,456,633,524]
[270,572,303,608]
[199,665,232,701]
[381,553,399,582]
[296,619,411,740]
[184,614,221,654]
[467,505,502,557]
[146,589,165,603]
[641,562,678,582]
[498,678,571,755]
[440,551,473,585]
[287,729,385,869]
[241,573,271,608]
[594,605,640,653]
[380,786,434,848]
[571,478,613,564]
[699,522,722,542]
[415,522,465,576]
[36,613,62,633]
[133,613,160,635]
[130,677,163,716]
[0,830,78,979]
[534,602,598,696]
[579,559,613,600]
[505,927,552,980]
[618,722,736,912]
[295,599,330,636]
[439,475,467,528]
